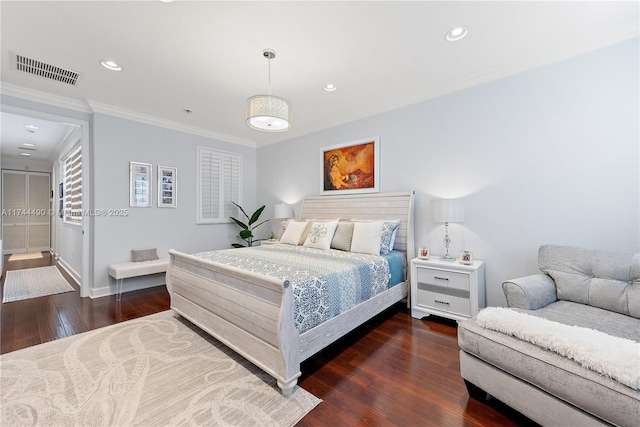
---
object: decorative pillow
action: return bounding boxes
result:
[351,219,401,253]
[331,221,354,251]
[303,221,339,250]
[131,248,159,262]
[350,222,384,255]
[380,221,400,255]
[298,222,313,245]
[280,221,308,245]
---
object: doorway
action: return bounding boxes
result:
[0,106,92,298]
[1,170,50,254]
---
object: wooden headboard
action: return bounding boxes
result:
[299,191,416,263]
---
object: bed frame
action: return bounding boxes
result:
[166,191,415,395]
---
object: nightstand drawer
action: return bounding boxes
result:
[416,290,471,317]
[416,267,470,292]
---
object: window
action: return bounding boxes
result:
[197,146,242,224]
[63,144,82,224]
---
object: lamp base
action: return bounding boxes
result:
[439,254,456,262]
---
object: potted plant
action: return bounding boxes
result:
[230,202,268,247]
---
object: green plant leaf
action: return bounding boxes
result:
[248,205,266,225]
[239,229,253,239]
[231,201,249,220]
[231,243,246,248]
[230,217,248,230]
[251,219,269,230]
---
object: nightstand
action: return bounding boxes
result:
[410,257,485,322]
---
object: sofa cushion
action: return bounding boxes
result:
[538,245,640,318]
[531,300,640,342]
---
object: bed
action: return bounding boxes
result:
[166,191,415,395]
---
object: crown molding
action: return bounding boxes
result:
[1,83,256,148]
[85,100,256,148]
[0,82,92,113]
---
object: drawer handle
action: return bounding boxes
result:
[434,299,450,305]
[434,276,449,281]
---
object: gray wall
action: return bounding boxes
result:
[91,114,258,296]
[257,39,640,307]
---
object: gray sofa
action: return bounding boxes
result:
[458,245,640,427]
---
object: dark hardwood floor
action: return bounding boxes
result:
[1,253,535,426]
[0,253,170,354]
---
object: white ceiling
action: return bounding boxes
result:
[0,112,76,163]
[0,1,638,155]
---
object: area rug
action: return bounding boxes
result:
[7,252,43,262]
[2,266,75,303]
[0,310,321,426]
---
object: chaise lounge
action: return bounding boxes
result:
[458,244,640,426]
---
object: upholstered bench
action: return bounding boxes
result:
[108,258,169,300]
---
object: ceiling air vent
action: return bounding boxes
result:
[11,52,82,86]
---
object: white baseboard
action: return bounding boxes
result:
[57,258,80,287]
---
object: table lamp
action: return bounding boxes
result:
[273,203,293,236]
[430,198,464,261]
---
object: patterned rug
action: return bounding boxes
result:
[2,266,75,303]
[0,311,321,426]
[7,252,43,262]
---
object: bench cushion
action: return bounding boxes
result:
[108,258,169,280]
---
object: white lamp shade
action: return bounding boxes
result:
[246,95,291,132]
[274,203,293,219]
[430,198,464,223]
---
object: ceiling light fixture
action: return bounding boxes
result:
[445,26,468,42]
[21,142,35,147]
[323,83,337,92]
[24,124,39,131]
[20,152,31,157]
[246,49,291,132]
[100,60,122,71]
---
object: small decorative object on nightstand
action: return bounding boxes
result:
[418,247,430,259]
[410,256,485,322]
[459,250,473,265]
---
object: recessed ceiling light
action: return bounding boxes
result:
[445,27,468,42]
[100,60,122,71]
[24,124,39,131]
[323,84,337,92]
[21,142,35,147]
[159,0,174,3]
[20,152,31,157]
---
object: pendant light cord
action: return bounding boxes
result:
[267,56,272,96]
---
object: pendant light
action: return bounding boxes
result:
[246,49,291,132]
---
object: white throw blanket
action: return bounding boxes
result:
[476,307,640,390]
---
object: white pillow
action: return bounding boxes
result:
[350,221,384,255]
[303,221,339,250]
[351,219,400,253]
[280,221,308,245]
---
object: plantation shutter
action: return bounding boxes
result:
[197,146,242,224]
[64,144,82,224]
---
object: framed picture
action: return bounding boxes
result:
[418,247,430,260]
[129,161,152,207]
[158,166,177,208]
[459,251,474,265]
[321,136,379,195]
